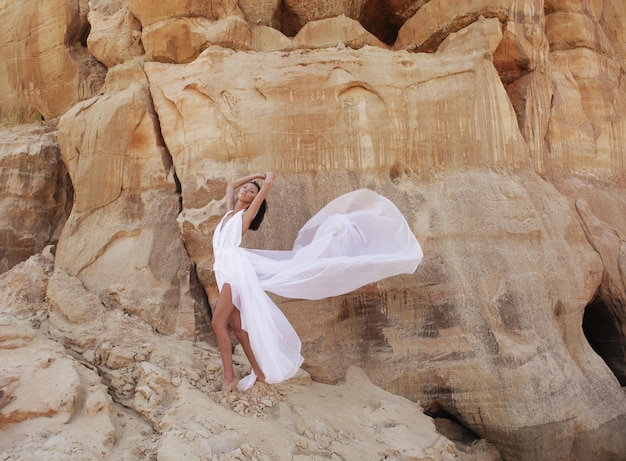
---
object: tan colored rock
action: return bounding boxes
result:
[0,0,105,121]
[393,0,517,52]
[0,124,71,274]
[545,12,612,53]
[101,56,149,93]
[128,0,242,27]
[438,16,502,55]
[238,0,281,27]
[145,31,528,298]
[543,7,626,181]
[55,69,201,337]
[395,2,626,181]
[140,19,626,457]
[142,16,252,63]
[293,14,390,50]
[600,0,626,61]
[87,0,144,68]
[146,32,527,177]
[288,170,625,460]
[548,48,625,179]
[47,269,104,324]
[493,12,552,173]
[0,251,53,320]
[0,257,467,460]
[153,368,459,461]
[269,0,424,44]
[251,25,294,52]
[46,267,109,351]
[284,0,367,29]
[0,315,115,460]
[553,176,626,385]
[575,197,626,382]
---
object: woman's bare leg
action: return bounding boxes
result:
[211,284,238,391]
[230,309,266,383]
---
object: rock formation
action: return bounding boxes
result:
[0,0,105,121]
[1,0,625,460]
[0,124,71,274]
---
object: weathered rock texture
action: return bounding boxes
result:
[55,67,204,337]
[0,124,71,274]
[1,0,626,460]
[87,0,144,68]
[0,0,106,122]
[1,254,490,460]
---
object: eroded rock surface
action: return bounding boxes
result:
[55,67,203,338]
[0,0,625,460]
[0,125,71,274]
[0,0,105,121]
[0,254,490,461]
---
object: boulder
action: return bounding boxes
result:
[250,25,294,52]
[87,0,144,68]
[55,66,202,337]
[142,16,252,63]
[0,124,71,274]
[128,0,242,27]
[238,0,282,28]
[393,0,515,52]
[292,14,390,50]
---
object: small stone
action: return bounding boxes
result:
[82,350,96,363]
[240,444,254,458]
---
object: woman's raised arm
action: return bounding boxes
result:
[241,172,274,233]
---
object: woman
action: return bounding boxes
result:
[211,172,277,392]
[212,172,423,392]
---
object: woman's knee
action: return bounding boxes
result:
[231,324,246,341]
[212,285,233,332]
[211,315,227,333]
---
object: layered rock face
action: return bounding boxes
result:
[0,0,105,121]
[1,1,626,460]
[55,71,202,337]
[0,124,71,274]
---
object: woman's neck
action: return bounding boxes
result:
[233,202,248,212]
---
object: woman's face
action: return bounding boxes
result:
[237,182,259,204]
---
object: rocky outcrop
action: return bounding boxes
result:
[544,2,626,180]
[555,176,626,386]
[1,0,626,460]
[55,64,204,337]
[87,0,144,68]
[0,315,117,459]
[0,0,105,122]
[0,254,489,461]
[0,125,71,274]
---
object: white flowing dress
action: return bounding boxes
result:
[212,189,423,390]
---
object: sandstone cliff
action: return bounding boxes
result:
[1,1,625,460]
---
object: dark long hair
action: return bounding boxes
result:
[248,181,267,231]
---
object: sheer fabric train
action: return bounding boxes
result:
[212,189,423,391]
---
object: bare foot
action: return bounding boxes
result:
[256,372,266,383]
[221,376,238,393]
